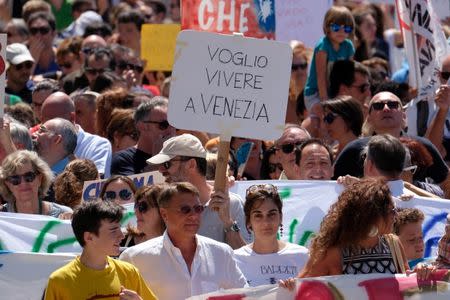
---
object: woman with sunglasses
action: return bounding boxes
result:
[0,150,72,217]
[322,96,363,158]
[99,175,137,205]
[260,146,283,180]
[123,184,166,247]
[234,184,309,287]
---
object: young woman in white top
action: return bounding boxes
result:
[234,184,309,286]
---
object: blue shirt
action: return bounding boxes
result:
[304,36,355,96]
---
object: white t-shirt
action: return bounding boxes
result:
[234,243,309,287]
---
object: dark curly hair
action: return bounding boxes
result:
[309,178,393,263]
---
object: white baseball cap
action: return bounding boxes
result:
[147,134,206,165]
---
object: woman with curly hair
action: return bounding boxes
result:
[299,178,405,276]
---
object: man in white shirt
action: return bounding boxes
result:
[120,182,247,300]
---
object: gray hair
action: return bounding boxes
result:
[0,150,54,202]
[49,118,78,155]
[10,122,33,150]
[32,79,60,95]
[134,96,168,123]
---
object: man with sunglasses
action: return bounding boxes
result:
[147,134,251,249]
[120,182,247,300]
[275,124,311,180]
[334,92,448,185]
[83,47,113,90]
[5,43,35,104]
[111,97,176,176]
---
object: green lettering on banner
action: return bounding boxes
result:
[299,230,315,246]
[47,238,78,253]
[288,218,298,243]
[279,187,291,199]
[121,211,135,225]
[0,240,4,250]
[32,220,61,252]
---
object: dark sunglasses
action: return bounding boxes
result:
[162,158,190,169]
[103,189,132,201]
[268,163,283,173]
[323,112,339,124]
[352,83,370,93]
[141,119,170,130]
[441,71,450,81]
[176,204,204,215]
[291,63,308,71]
[330,23,353,33]
[85,67,110,75]
[279,141,303,154]
[30,26,51,35]
[58,62,72,69]
[117,61,144,73]
[135,201,150,213]
[81,47,93,55]
[13,61,33,71]
[6,171,38,186]
[370,101,400,111]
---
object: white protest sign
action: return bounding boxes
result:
[0,34,6,119]
[275,0,332,48]
[82,171,165,201]
[169,30,292,141]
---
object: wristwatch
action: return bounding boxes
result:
[224,221,240,233]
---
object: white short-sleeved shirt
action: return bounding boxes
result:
[120,232,248,300]
[234,243,309,287]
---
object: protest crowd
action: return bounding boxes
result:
[1,0,450,299]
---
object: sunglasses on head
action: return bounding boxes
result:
[279,141,303,154]
[291,63,308,71]
[370,101,400,111]
[441,71,450,81]
[176,204,204,215]
[323,112,339,124]
[13,61,33,71]
[135,201,151,213]
[103,189,132,201]
[141,119,170,130]
[117,61,144,73]
[268,163,283,173]
[352,83,370,93]
[30,26,51,35]
[330,23,353,33]
[246,183,278,196]
[6,171,38,186]
[85,67,110,75]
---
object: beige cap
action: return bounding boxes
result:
[147,134,206,165]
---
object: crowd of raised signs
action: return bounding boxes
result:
[1,0,450,299]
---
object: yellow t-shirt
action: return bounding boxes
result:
[44,256,157,300]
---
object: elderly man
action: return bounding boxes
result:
[5,43,35,103]
[275,124,310,180]
[334,92,448,184]
[111,97,176,176]
[40,92,112,177]
[295,138,333,180]
[148,133,251,248]
[120,182,247,300]
[31,79,60,123]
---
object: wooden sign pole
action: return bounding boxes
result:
[213,135,231,193]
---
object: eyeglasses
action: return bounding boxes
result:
[329,23,353,33]
[441,71,450,81]
[162,158,191,169]
[291,63,308,71]
[117,61,144,73]
[279,141,304,154]
[246,184,278,196]
[268,163,283,173]
[103,189,133,202]
[352,83,370,93]
[141,119,170,130]
[134,201,150,213]
[85,67,110,75]
[174,204,204,215]
[30,26,51,35]
[370,101,400,111]
[323,112,339,124]
[58,62,72,69]
[403,165,417,174]
[38,124,54,134]
[6,171,38,185]
[13,61,33,71]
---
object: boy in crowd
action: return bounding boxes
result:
[44,201,156,300]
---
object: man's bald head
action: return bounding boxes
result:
[81,34,107,49]
[41,91,75,123]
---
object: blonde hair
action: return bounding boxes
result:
[0,150,54,202]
